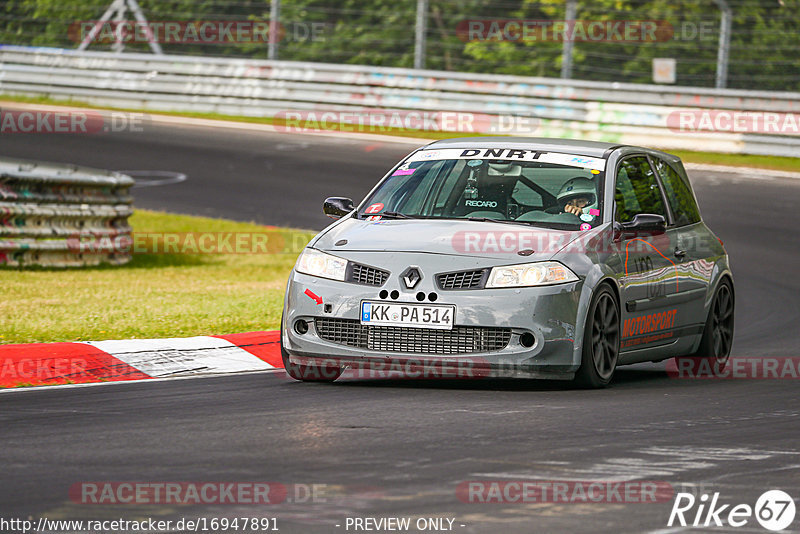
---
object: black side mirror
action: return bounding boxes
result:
[323,197,354,219]
[619,213,667,237]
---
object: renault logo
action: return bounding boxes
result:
[401,267,422,289]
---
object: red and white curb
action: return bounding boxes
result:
[0,331,283,389]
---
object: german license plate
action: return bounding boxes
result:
[360,301,455,330]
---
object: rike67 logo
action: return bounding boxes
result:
[668,490,796,531]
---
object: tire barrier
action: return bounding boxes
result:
[0,157,133,267]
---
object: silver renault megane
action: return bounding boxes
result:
[281,137,734,387]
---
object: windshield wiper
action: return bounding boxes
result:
[384,211,414,219]
[466,216,534,226]
[361,211,415,219]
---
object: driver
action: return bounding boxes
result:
[557,177,598,217]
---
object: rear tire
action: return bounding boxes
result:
[280,317,342,382]
[573,285,620,388]
[674,278,734,374]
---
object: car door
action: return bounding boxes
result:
[651,156,711,329]
[613,155,681,352]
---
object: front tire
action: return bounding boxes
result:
[573,284,620,388]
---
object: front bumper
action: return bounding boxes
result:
[282,267,584,380]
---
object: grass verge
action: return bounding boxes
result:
[3,94,800,173]
[1,210,314,344]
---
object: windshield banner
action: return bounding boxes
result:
[406,148,606,171]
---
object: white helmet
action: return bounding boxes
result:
[557,177,598,213]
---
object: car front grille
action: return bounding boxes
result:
[348,263,389,286]
[437,269,488,289]
[315,318,511,354]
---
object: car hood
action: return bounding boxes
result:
[313,217,584,261]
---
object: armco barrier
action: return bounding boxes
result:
[0,157,133,267]
[0,45,799,156]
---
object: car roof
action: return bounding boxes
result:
[423,137,677,160]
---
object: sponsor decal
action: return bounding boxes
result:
[580,223,592,231]
[464,200,498,208]
[304,289,323,305]
[365,203,384,214]
[623,309,677,337]
[622,308,677,348]
[407,148,606,171]
[624,238,679,290]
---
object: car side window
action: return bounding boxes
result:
[653,158,701,226]
[614,156,666,223]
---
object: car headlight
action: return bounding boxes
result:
[295,249,347,281]
[486,261,578,288]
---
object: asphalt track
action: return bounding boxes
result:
[2,122,799,533]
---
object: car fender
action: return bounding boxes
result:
[571,265,621,368]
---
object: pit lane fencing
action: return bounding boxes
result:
[0,45,798,157]
[0,157,133,267]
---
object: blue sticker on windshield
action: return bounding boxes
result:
[467,159,483,167]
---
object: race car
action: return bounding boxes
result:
[281,137,734,387]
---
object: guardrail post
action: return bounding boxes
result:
[713,0,732,89]
[268,0,281,60]
[560,0,577,79]
[414,0,429,69]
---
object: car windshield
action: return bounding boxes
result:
[358,149,606,230]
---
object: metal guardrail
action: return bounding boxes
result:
[0,45,798,157]
[0,157,133,267]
